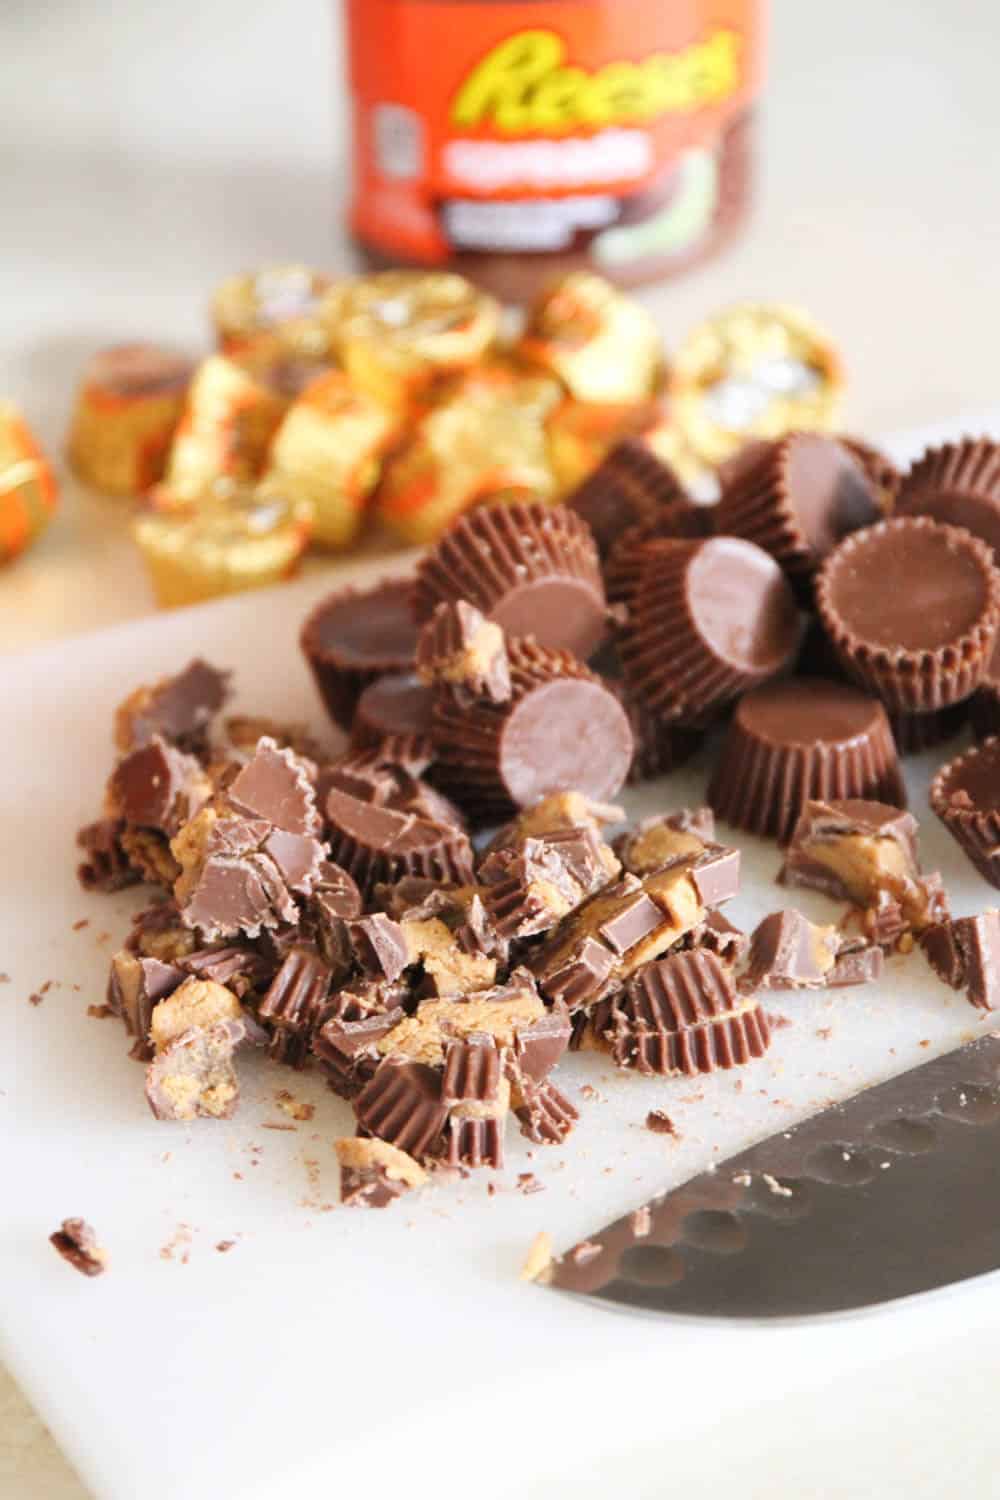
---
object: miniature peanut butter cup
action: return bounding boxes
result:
[896,438,1000,555]
[431,637,634,824]
[603,504,715,609]
[930,737,1000,888]
[620,536,801,723]
[412,502,607,660]
[349,673,435,769]
[300,578,420,731]
[708,677,905,843]
[714,432,883,581]
[565,439,695,559]
[816,517,1000,712]
[970,638,1000,741]
[889,703,968,756]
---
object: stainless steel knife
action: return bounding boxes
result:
[549,1034,1000,1317]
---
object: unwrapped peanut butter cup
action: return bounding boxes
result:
[620,536,801,724]
[300,578,419,731]
[431,637,634,824]
[715,432,882,582]
[930,737,1000,888]
[565,439,694,559]
[890,703,968,756]
[970,637,1000,741]
[816,517,1000,712]
[708,677,905,843]
[413,501,607,660]
[349,673,436,770]
[603,504,715,609]
[896,438,1000,555]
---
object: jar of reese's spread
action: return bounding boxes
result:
[342,0,767,301]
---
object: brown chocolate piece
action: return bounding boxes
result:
[441,1036,508,1168]
[145,1018,246,1120]
[300,578,420,731]
[431,637,633,824]
[349,914,410,981]
[227,737,321,836]
[921,911,1000,1010]
[415,600,511,707]
[687,910,749,967]
[349,673,435,770]
[107,737,210,837]
[620,536,801,724]
[124,900,196,961]
[714,432,883,582]
[604,504,715,609]
[708,678,905,844]
[114,659,230,754]
[77,818,140,893]
[896,438,1000,556]
[325,786,475,898]
[744,909,882,990]
[508,1006,572,1086]
[257,946,332,1034]
[565,438,691,558]
[355,1056,448,1161]
[441,1035,502,1107]
[689,845,741,908]
[931,738,1000,888]
[320,752,465,829]
[538,935,618,1011]
[49,1218,106,1277]
[817,517,1000,713]
[177,945,275,997]
[335,1137,427,1208]
[479,825,618,939]
[513,1078,579,1145]
[313,1004,407,1099]
[108,951,186,1061]
[890,703,969,756]
[447,1115,506,1169]
[177,818,317,940]
[413,502,608,660]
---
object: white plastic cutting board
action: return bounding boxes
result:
[6,418,1000,1500]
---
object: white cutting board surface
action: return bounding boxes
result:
[6,418,1000,1500]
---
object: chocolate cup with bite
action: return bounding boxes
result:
[412,501,608,660]
[930,737,1000,888]
[620,535,801,724]
[708,677,905,844]
[714,432,882,583]
[816,516,1000,713]
[896,438,1000,555]
[300,578,419,731]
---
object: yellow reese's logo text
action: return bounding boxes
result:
[452,28,742,134]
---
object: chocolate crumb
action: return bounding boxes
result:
[28,992,43,1007]
[49,1218,106,1277]
[72,919,90,932]
[517,1172,545,1195]
[216,1239,236,1253]
[275,1089,315,1122]
[816,1027,834,1040]
[260,1121,297,1132]
[0,973,8,984]
[87,1004,114,1020]
[645,1109,677,1135]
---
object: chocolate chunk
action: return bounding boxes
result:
[76,818,140,893]
[114,659,230,754]
[597,890,665,955]
[513,1079,579,1145]
[124,900,196,962]
[313,1004,407,1098]
[178,944,274,996]
[689,845,741,908]
[354,1057,448,1161]
[349,913,410,981]
[257,946,332,1034]
[108,951,186,1061]
[533,935,617,1011]
[509,1006,572,1085]
[107,736,210,837]
[145,1018,246,1120]
[447,1116,505,1169]
[921,911,1000,1010]
[415,600,511,706]
[645,1109,677,1135]
[687,910,749,967]
[324,786,475,898]
[335,1137,427,1208]
[177,812,324,940]
[744,909,882,990]
[321,753,465,829]
[479,826,617,939]
[49,1217,106,1277]
[227,737,320,835]
[441,1035,502,1107]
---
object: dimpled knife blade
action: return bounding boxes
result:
[550,1035,1000,1317]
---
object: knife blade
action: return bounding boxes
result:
[548,1033,1000,1317]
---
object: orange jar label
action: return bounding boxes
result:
[345,0,766,271]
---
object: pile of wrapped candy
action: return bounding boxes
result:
[62,264,844,604]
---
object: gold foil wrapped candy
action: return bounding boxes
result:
[0,401,59,564]
[376,365,561,544]
[261,370,400,548]
[518,272,664,405]
[211,264,335,361]
[323,270,500,414]
[68,344,193,496]
[132,485,311,607]
[163,355,290,499]
[669,303,844,474]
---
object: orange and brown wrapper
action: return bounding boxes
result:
[68,345,193,497]
[518,272,664,405]
[163,354,291,500]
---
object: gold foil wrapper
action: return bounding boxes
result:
[376,366,561,544]
[546,396,668,495]
[163,355,290,500]
[211,264,335,362]
[0,401,59,564]
[261,370,400,549]
[323,270,500,414]
[132,485,312,608]
[68,344,193,496]
[669,303,845,474]
[518,272,664,404]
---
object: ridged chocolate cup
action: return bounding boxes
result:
[300,578,419,731]
[714,432,883,581]
[413,501,607,660]
[431,637,634,824]
[324,785,475,898]
[349,673,435,769]
[930,737,1000,888]
[970,637,1000,741]
[623,695,704,784]
[816,517,1000,713]
[603,504,714,609]
[890,703,968,755]
[896,438,1000,555]
[840,437,900,515]
[565,438,692,558]
[620,536,801,723]
[708,676,906,844]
